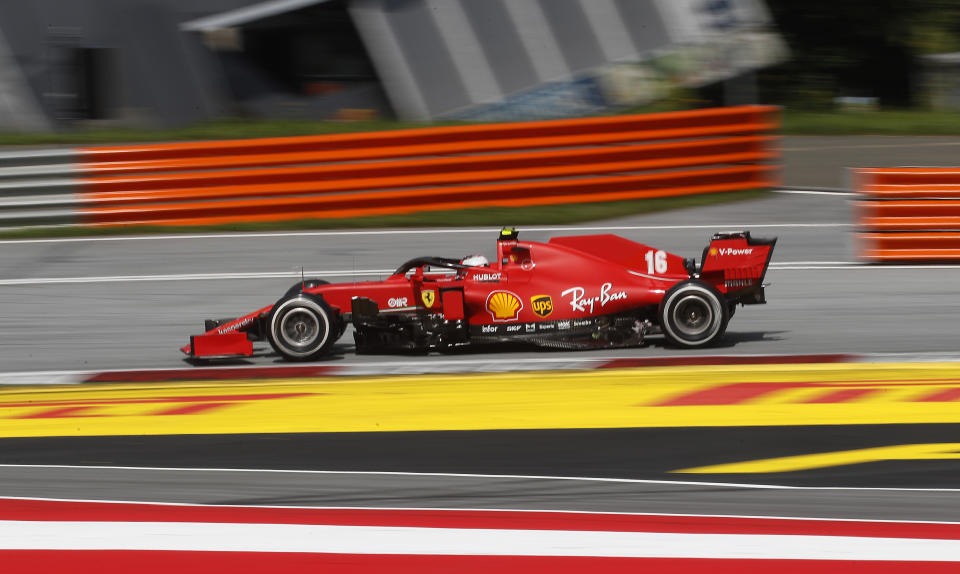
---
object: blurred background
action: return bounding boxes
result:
[2,0,959,132]
[0,0,827,130]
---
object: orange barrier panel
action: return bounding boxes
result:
[81,106,776,162]
[858,200,960,218]
[855,168,960,262]
[859,186,960,199]
[859,232,960,261]
[84,147,775,206]
[82,135,775,194]
[78,123,777,176]
[858,168,960,186]
[81,165,777,227]
[859,217,960,231]
[77,105,780,227]
[85,150,772,207]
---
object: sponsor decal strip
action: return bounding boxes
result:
[2,363,960,437]
[472,318,594,335]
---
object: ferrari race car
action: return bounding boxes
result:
[181,228,776,361]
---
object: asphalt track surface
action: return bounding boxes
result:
[3,425,960,488]
[781,135,960,189]
[2,175,960,523]
[2,190,959,373]
[3,465,960,522]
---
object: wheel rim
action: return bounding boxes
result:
[671,294,714,338]
[279,308,320,349]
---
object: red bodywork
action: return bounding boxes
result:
[181,231,775,359]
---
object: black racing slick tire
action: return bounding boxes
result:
[284,278,329,297]
[659,280,729,348]
[267,293,337,361]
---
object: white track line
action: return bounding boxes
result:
[0,269,395,285]
[774,189,856,196]
[0,353,848,386]
[7,351,960,388]
[3,262,959,285]
[771,264,960,270]
[773,260,851,265]
[0,222,852,245]
[1,465,958,493]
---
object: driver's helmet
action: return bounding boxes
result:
[460,254,489,267]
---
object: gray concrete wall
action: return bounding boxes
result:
[352,0,679,120]
[0,0,237,129]
[0,0,778,128]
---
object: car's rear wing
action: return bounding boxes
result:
[698,231,776,304]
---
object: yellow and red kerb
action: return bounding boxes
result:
[2,363,960,438]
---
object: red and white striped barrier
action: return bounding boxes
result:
[3,498,960,573]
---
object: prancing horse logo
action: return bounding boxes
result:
[421,289,436,308]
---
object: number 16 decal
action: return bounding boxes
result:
[644,250,667,274]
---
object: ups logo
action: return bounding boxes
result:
[531,295,553,318]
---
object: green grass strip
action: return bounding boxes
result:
[6,109,960,147]
[0,118,458,147]
[781,109,960,135]
[4,108,960,147]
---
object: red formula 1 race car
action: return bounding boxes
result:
[181,228,776,361]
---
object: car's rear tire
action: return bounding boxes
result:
[659,280,729,348]
[284,278,329,297]
[267,293,337,360]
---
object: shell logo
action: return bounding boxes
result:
[486,290,523,322]
[709,247,717,256]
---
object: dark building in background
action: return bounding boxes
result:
[0,0,783,131]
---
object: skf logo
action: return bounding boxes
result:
[486,290,522,322]
[531,295,553,318]
[420,289,436,308]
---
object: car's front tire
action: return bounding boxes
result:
[659,280,729,348]
[267,293,337,360]
[284,278,329,297]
